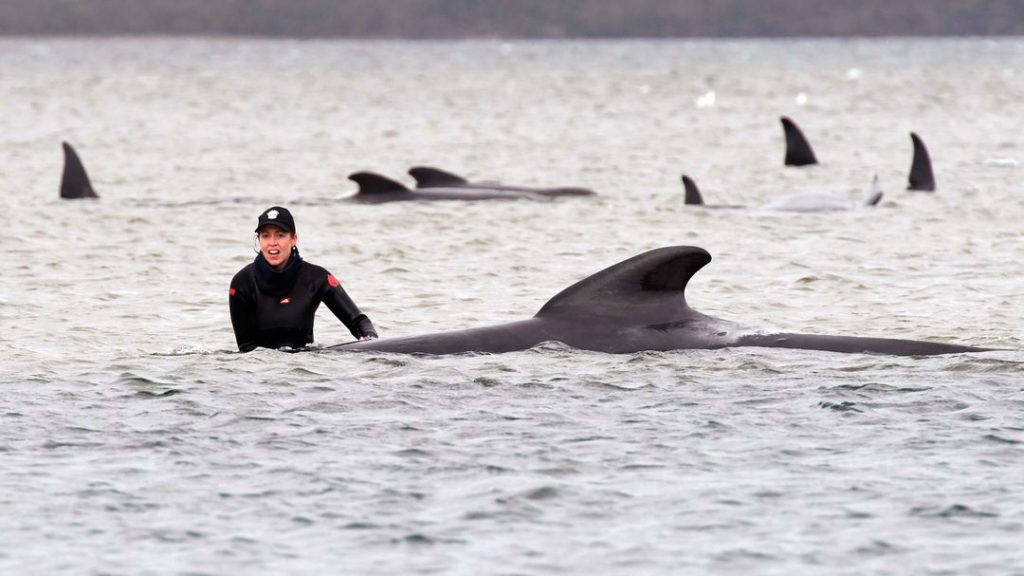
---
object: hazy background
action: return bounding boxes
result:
[2,0,1024,38]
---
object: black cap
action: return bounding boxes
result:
[255,206,296,234]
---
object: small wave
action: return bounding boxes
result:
[854,539,903,556]
[340,521,379,530]
[825,383,931,393]
[394,533,435,545]
[149,346,229,357]
[983,433,1022,445]
[943,355,1024,374]
[42,440,105,449]
[393,448,432,458]
[520,486,560,500]
[818,400,863,412]
[910,503,999,518]
[528,340,577,354]
[133,388,182,398]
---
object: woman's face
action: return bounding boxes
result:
[257,225,297,269]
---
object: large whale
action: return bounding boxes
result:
[408,166,596,198]
[781,116,819,167]
[348,171,553,202]
[682,174,883,212]
[60,142,98,199]
[330,246,993,356]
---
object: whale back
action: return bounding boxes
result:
[908,132,936,192]
[60,142,98,199]
[536,246,711,322]
[781,116,819,166]
[409,166,470,188]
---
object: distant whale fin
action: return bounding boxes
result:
[536,246,711,321]
[60,142,98,199]
[863,174,884,206]
[682,175,705,205]
[781,116,819,166]
[348,171,410,195]
[408,166,469,188]
[907,132,936,192]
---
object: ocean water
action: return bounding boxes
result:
[1,37,1022,574]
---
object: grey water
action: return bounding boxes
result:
[1,37,1023,574]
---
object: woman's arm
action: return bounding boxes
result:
[320,273,378,340]
[229,278,260,352]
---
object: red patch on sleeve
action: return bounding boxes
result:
[229,287,236,296]
[327,274,340,288]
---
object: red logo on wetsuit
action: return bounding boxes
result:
[229,288,236,296]
[327,274,340,288]
[280,297,291,305]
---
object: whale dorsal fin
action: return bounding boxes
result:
[60,142,98,199]
[348,172,410,195]
[863,174,884,206]
[536,246,711,321]
[907,132,936,192]
[781,116,818,166]
[408,166,469,188]
[681,174,705,205]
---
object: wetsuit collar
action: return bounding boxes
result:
[254,247,303,297]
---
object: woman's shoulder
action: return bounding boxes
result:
[230,262,256,284]
[298,260,348,289]
[299,260,330,275]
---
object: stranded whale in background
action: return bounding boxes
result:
[347,169,595,203]
[408,166,595,198]
[781,117,939,191]
[347,171,548,202]
[686,131,939,211]
[60,142,98,199]
[682,174,884,212]
[331,246,995,356]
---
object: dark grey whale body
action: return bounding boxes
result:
[60,142,98,199]
[409,166,596,198]
[331,246,992,356]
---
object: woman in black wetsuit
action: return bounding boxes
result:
[229,206,378,352]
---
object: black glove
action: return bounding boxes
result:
[355,316,378,341]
